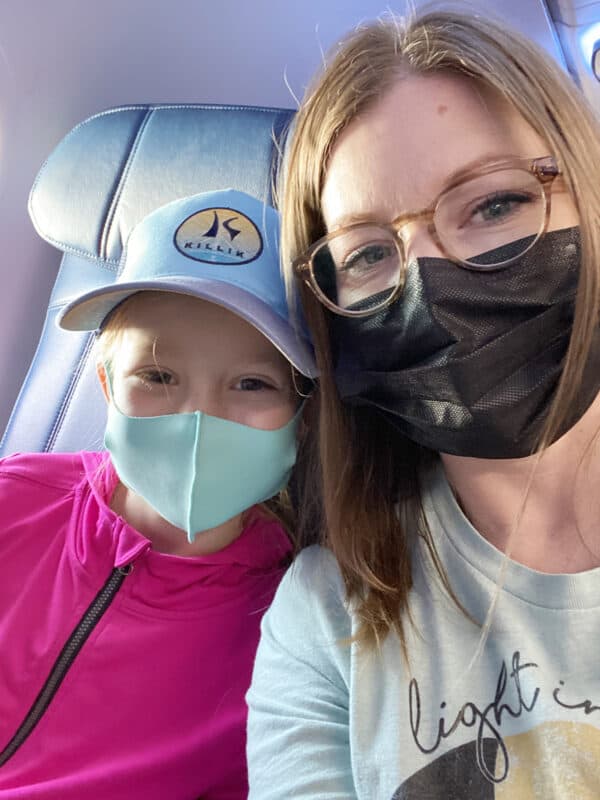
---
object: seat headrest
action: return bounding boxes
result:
[29,103,294,266]
[1,102,295,456]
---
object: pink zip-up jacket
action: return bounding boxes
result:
[0,451,292,799]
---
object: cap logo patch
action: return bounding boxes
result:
[175,206,263,265]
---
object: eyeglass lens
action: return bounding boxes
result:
[311,167,546,311]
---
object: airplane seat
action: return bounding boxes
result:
[0,103,294,456]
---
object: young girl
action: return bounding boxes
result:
[0,188,315,799]
[247,9,600,799]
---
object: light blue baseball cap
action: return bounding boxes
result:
[57,189,316,377]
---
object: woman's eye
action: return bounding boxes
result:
[340,242,395,274]
[469,191,534,225]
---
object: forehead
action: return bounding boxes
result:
[321,72,549,228]
[104,292,286,363]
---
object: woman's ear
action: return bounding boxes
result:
[96,363,111,404]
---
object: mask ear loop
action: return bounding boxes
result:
[291,366,315,399]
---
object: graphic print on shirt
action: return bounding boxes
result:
[392,650,600,798]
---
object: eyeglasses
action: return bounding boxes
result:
[294,156,561,317]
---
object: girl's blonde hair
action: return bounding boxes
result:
[280,9,600,651]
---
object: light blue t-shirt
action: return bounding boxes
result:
[247,465,600,798]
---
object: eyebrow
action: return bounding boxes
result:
[242,357,291,374]
[132,342,289,373]
[442,151,528,189]
[328,151,530,230]
[330,212,381,230]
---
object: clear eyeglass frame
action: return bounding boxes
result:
[293,155,560,318]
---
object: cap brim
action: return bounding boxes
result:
[57,277,317,377]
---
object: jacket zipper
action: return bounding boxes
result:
[0,564,133,768]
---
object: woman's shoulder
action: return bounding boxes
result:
[266,544,351,641]
[286,544,344,592]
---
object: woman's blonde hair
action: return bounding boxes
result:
[280,9,600,651]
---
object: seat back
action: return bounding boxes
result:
[0,103,293,456]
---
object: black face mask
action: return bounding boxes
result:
[332,227,600,459]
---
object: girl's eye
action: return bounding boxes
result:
[237,377,274,392]
[136,369,174,386]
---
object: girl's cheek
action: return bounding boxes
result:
[113,384,173,417]
[245,397,298,431]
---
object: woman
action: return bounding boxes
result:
[247,9,600,798]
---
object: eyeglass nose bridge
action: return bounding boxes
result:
[387,205,445,261]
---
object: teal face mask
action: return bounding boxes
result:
[104,402,299,542]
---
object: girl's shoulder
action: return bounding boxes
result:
[0,450,103,492]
